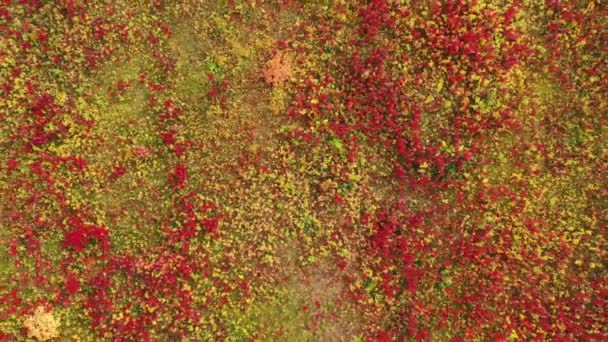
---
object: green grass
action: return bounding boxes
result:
[227,287,315,341]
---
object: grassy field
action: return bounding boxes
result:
[1,1,606,341]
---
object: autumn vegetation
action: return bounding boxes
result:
[0,1,606,341]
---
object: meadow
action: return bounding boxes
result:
[0,1,606,340]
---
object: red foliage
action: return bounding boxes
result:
[63,219,109,253]
[65,272,80,295]
[168,163,188,188]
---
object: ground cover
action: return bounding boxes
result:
[0,1,606,341]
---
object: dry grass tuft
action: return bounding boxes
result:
[263,51,293,87]
[23,306,60,342]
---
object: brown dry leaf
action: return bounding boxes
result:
[263,51,292,87]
